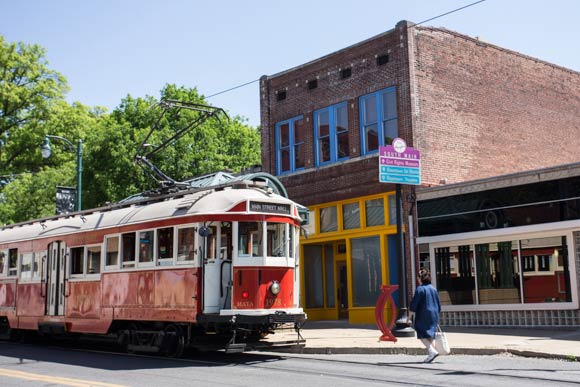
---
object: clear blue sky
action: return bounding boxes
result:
[1,0,578,127]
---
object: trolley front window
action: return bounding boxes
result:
[238,222,263,257]
[267,222,287,257]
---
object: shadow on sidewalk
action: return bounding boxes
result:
[303,320,580,342]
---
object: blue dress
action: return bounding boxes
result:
[409,284,441,339]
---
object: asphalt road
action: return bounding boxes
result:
[1,341,580,386]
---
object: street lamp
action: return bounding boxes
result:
[41,135,83,212]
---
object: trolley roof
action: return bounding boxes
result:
[0,180,301,245]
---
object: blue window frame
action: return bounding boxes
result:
[275,116,305,175]
[359,87,398,154]
[314,102,349,166]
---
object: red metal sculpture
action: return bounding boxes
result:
[374,284,399,342]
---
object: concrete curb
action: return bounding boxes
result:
[265,346,580,361]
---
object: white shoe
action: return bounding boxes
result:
[424,351,439,363]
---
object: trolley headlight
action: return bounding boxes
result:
[269,280,281,296]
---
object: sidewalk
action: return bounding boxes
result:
[270,320,580,361]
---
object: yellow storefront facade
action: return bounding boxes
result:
[300,191,401,324]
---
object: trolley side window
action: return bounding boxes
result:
[139,230,154,263]
[32,252,41,279]
[20,252,33,280]
[105,236,119,268]
[122,232,136,268]
[87,246,101,274]
[70,247,85,276]
[8,248,17,276]
[238,222,263,257]
[157,227,174,261]
[0,250,5,276]
[177,227,196,262]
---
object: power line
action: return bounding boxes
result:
[204,0,487,100]
[205,78,259,99]
[414,0,487,27]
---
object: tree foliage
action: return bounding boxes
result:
[0,35,69,175]
[83,84,261,208]
[0,35,261,225]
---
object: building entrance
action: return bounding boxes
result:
[336,260,348,319]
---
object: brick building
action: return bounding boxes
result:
[259,21,580,325]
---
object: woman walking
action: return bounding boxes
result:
[408,270,441,363]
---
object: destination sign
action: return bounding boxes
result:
[249,201,291,215]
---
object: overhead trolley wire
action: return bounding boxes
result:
[204,0,487,99]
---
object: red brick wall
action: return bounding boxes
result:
[260,21,414,206]
[410,26,580,186]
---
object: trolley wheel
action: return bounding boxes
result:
[163,324,185,358]
[118,322,139,354]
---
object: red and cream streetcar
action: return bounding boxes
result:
[0,178,306,356]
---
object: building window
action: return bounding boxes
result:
[276,116,305,175]
[314,102,349,166]
[359,87,398,154]
[365,198,385,227]
[377,54,389,66]
[307,79,318,90]
[320,206,338,233]
[342,202,360,230]
[388,195,397,225]
[434,235,571,306]
[276,90,286,101]
[351,236,381,307]
[341,68,352,79]
[304,245,324,308]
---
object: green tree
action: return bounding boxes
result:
[0,101,103,224]
[0,168,72,225]
[83,84,261,207]
[0,35,69,175]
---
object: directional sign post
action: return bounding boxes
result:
[379,137,419,337]
[379,138,421,185]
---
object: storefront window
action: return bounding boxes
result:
[365,198,384,227]
[435,245,475,305]
[351,236,381,307]
[433,234,572,306]
[388,195,397,225]
[520,236,571,303]
[342,202,360,230]
[325,244,335,308]
[320,206,338,233]
[304,245,323,308]
[475,241,521,304]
